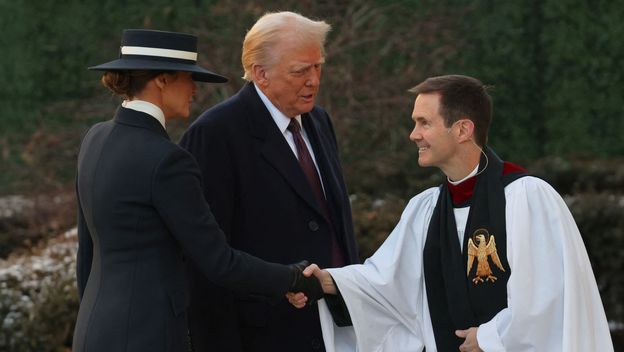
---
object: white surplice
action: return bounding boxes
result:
[319,176,614,352]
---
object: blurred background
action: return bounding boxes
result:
[1,0,622,350]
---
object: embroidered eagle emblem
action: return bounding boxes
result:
[467,229,505,284]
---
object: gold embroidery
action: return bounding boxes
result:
[466,229,505,284]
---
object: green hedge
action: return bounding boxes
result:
[2,1,624,195]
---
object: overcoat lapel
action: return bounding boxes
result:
[302,114,345,233]
[240,83,326,219]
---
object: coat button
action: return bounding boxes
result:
[308,221,319,231]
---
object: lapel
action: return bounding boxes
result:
[239,83,325,218]
[114,106,170,140]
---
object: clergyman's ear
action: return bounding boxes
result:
[459,119,475,143]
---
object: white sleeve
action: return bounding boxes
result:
[477,177,613,352]
[319,189,439,352]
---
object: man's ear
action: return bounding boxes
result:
[458,119,475,143]
[252,64,268,86]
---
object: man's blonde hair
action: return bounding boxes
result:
[241,11,331,81]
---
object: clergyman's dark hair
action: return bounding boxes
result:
[409,75,492,146]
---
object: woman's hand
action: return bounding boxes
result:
[286,263,337,308]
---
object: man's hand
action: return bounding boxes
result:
[456,327,482,352]
[288,261,323,304]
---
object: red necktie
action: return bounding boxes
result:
[288,119,345,267]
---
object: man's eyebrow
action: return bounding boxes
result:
[292,63,313,69]
[293,59,325,67]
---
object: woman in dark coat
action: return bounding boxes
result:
[73,29,321,352]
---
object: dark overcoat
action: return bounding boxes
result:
[179,83,359,352]
[73,107,292,352]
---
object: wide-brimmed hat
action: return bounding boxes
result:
[89,29,228,83]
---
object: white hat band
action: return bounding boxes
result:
[121,46,197,61]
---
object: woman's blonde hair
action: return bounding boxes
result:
[241,11,331,81]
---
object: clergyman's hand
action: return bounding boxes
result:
[288,261,323,304]
[456,327,482,352]
[286,263,338,308]
[303,263,336,295]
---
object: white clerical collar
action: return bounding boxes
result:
[448,164,480,185]
[254,83,302,133]
[122,99,166,130]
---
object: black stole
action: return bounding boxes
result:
[423,147,525,351]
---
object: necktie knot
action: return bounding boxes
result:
[287,118,301,134]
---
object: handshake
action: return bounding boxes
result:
[287,261,335,307]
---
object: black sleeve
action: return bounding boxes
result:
[324,277,353,327]
[152,148,291,297]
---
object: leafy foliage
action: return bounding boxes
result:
[2,0,623,195]
[449,0,624,159]
[0,0,217,194]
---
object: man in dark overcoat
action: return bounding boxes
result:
[180,11,359,352]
